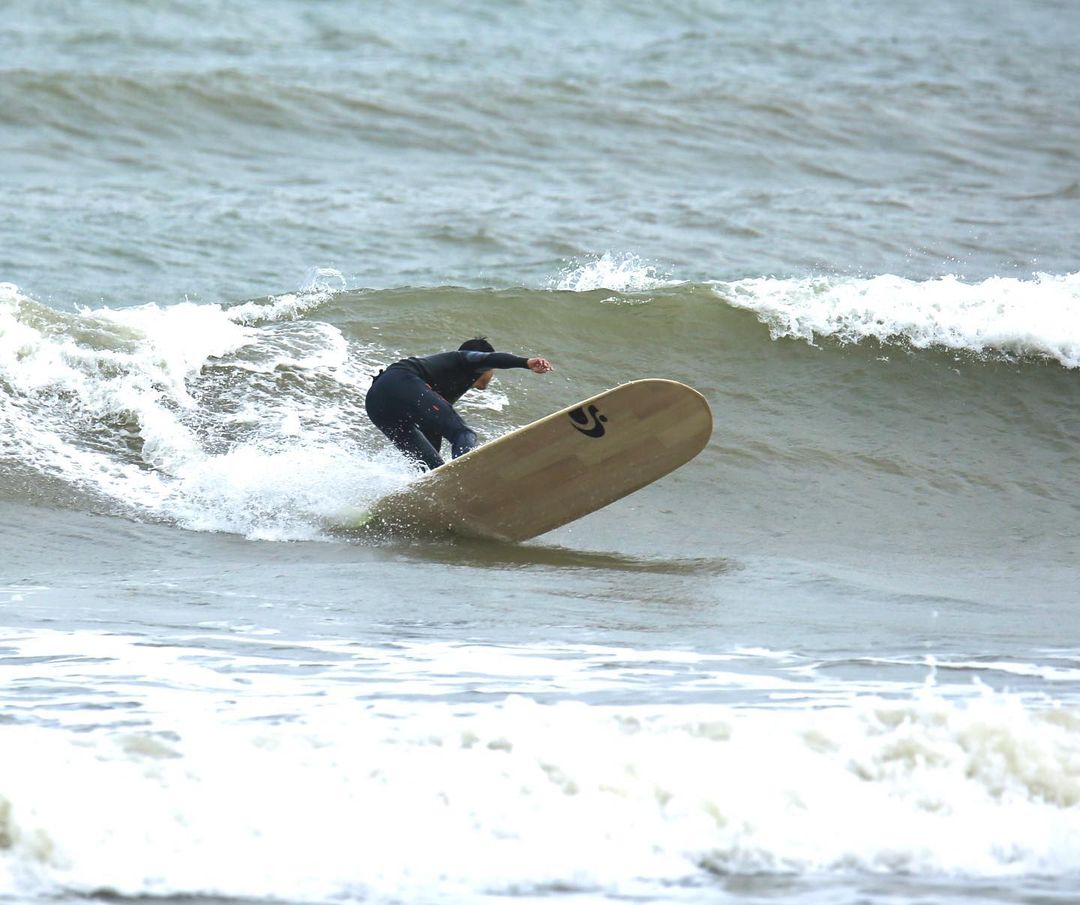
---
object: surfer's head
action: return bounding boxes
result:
[460,337,496,389]
[459,337,495,354]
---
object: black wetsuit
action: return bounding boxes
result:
[365,350,530,470]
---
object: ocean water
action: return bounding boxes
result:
[2,1,1079,903]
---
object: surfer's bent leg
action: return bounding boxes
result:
[387,423,445,470]
[365,369,476,469]
[365,371,445,471]
[412,388,477,460]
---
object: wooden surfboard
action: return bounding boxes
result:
[341,379,712,542]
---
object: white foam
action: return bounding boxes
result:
[165,442,409,540]
[0,281,405,537]
[554,252,677,293]
[224,275,342,325]
[2,648,1079,901]
[715,272,1080,368]
[2,632,1080,901]
[90,301,257,402]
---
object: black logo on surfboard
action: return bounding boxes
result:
[568,404,608,438]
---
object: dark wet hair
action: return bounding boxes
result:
[459,336,494,353]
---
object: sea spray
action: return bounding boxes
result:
[554,253,677,293]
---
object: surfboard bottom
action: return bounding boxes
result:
[335,379,712,543]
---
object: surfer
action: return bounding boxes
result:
[365,338,554,471]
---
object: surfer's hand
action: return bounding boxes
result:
[528,357,554,373]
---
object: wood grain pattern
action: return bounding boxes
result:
[348,379,713,542]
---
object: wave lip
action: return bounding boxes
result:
[714,272,1080,368]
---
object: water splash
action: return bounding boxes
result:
[553,253,676,293]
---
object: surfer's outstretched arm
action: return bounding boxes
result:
[460,351,553,373]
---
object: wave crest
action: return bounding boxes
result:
[714,272,1080,368]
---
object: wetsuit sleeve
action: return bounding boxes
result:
[462,351,530,370]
